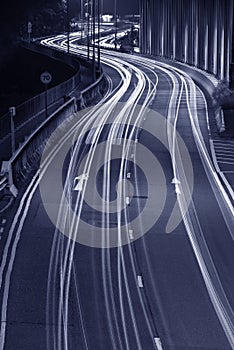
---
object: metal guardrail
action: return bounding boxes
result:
[0,73,80,143]
[0,44,81,145]
[0,172,8,201]
[215,107,226,133]
[1,98,77,197]
[0,71,106,199]
[0,42,107,201]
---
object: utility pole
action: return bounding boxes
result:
[86,2,90,60]
[81,0,84,40]
[114,0,117,50]
[230,1,234,88]
[67,0,70,54]
[9,107,16,156]
[27,21,32,43]
[97,0,101,72]
[92,0,96,82]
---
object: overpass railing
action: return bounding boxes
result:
[0,43,81,146]
[0,72,80,145]
[1,97,77,198]
[0,39,107,201]
[0,68,106,201]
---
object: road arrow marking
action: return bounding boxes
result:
[171,177,181,184]
[73,174,89,191]
[154,337,163,350]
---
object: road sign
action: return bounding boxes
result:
[9,106,16,117]
[40,72,52,85]
[40,72,52,119]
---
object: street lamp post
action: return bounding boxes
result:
[66,0,70,54]
[85,2,91,60]
[114,0,117,50]
[92,0,96,82]
[9,107,16,157]
[97,0,101,71]
[81,0,84,40]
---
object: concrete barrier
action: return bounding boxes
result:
[1,98,77,197]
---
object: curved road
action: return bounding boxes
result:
[0,32,233,350]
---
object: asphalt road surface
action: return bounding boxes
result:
[0,32,233,350]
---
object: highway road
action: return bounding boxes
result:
[0,31,233,350]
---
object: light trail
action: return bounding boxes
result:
[42,33,234,349]
[0,29,233,350]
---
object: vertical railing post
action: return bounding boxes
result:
[9,107,16,157]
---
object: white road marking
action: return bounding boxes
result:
[129,229,134,240]
[137,275,144,288]
[73,174,89,191]
[154,337,164,350]
[126,196,130,205]
[171,177,180,184]
[175,184,181,195]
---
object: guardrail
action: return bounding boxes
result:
[0,172,8,201]
[215,107,226,133]
[0,43,81,146]
[1,97,77,197]
[0,42,107,202]
[0,71,106,199]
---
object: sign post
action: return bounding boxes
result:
[9,106,16,156]
[28,21,32,43]
[40,72,52,119]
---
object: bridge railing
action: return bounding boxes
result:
[0,43,107,200]
[0,71,106,199]
[1,98,78,197]
[0,43,81,146]
[0,72,80,144]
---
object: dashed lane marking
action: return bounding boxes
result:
[137,275,144,288]
[129,229,134,240]
[154,337,164,350]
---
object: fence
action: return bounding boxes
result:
[0,42,81,147]
[1,98,77,198]
[0,42,107,201]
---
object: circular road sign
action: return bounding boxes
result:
[40,71,52,85]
